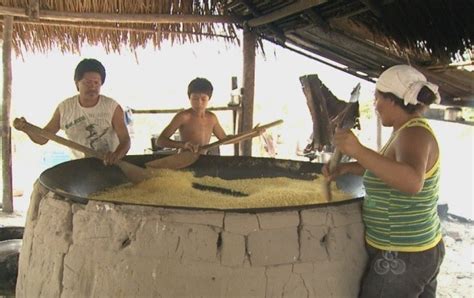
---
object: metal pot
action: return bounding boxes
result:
[444,107,462,121]
[39,155,365,209]
[150,135,160,151]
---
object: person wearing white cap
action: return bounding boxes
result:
[323,65,444,297]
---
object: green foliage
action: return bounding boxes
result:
[462,108,474,121]
[359,100,374,120]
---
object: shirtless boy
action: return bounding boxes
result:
[156,78,227,153]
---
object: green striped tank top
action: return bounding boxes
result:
[362,118,442,252]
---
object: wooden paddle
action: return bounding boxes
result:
[145,119,284,169]
[324,103,358,201]
[324,149,343,201]
[13,118,154,184]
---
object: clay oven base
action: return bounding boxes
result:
[16,181,367,297]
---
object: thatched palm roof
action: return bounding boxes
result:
[1,0,239,54]
[352,1,472,63]
[0,0,473,106]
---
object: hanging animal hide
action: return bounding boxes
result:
[300,74,361,154]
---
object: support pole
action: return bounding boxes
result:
[240,29,256,156]
[2,15,14,213]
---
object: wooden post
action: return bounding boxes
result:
[240,29,256,156]
[2,15,14,213]
[232,108,240,156]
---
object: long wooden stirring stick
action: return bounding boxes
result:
[324,149,343,201]
[13,118,154,184]
[324,103,357,201]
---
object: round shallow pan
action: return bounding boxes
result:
[39,154,365,207]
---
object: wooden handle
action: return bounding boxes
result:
[325,148,343,202]
[13,118,104,159]
[328,149,343,173]
[14,118,155,184]
[200,119,283,151]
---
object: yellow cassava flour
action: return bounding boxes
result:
[90,168,352,209]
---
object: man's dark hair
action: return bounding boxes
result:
[187,77,213,98]
[74,58,106,84]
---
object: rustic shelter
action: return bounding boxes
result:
[1,0,473,212]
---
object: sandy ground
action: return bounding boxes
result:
[437,216,474,298]
[1,194,472,297]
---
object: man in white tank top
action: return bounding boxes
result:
[20,58,130,165]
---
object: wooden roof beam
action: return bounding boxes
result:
[358,0,383,17]
[7,20,237,39]
[246,0,327,27]
[238,0,286,43]
[330,0,394,19]
[0,6,238,24]
[287,26,473,101]
[289,25,403,67]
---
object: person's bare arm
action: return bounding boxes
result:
[322,162,365,181]
[156,112,188,150]
[337,127,432,194]
[23,108,61,144]
[105,105,131,165]
[391,127,433,192]
[212,114,227,140]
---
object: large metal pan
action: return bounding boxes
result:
[39,154,365,208]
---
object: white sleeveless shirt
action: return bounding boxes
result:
[58,95,120,158]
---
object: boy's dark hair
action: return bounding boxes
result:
[74,58,106,84]
[187,77,213,98]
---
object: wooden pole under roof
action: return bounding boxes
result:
[240,29,256,156]
[2,15,14,213]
